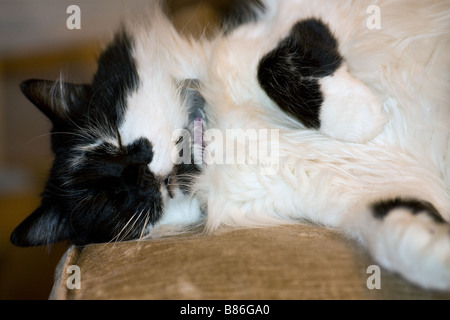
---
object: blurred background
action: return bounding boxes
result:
[0,0,225,299]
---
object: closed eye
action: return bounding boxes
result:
[116,128,124,152]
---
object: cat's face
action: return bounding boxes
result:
[11,28,205,246]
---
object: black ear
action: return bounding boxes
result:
[20,79,90,124]
[10,203,72,247]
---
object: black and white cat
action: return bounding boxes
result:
[11,0,450,291]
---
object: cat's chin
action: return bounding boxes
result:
[146,191,204,238]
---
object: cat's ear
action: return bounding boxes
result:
[20,79,90,124]
[10,203,72,247]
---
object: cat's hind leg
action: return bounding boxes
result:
[350,197,450,290]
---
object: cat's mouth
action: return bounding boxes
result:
[164,161,201,199]
[187,99,207,166]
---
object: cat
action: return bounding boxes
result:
[11,0,450,291]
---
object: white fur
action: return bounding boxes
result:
[120,3,209,177]
[319,64,387,143]
[120,28,186,177]
[195,0,450,290]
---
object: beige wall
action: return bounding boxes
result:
[0,62,4,165]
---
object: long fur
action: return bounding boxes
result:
[192,0,450,289]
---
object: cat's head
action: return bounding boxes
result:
[11,15,206,246]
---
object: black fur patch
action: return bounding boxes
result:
[218,0,265,33]
[257,18,343,129]
[90,29,139,128]
[372,198,445,224]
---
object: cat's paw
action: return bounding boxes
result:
[370,198,450,290]
[319,65,387,143]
